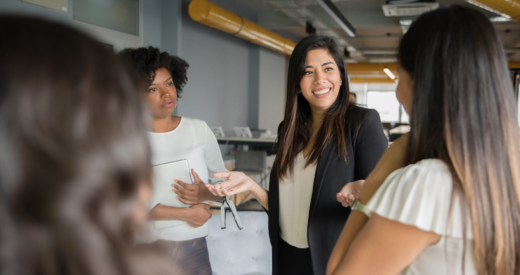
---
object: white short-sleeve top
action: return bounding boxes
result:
[363,159,477,275]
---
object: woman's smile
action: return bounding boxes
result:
[312,87,332,97]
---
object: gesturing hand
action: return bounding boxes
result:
[205,171,254,197]
[184,203,211,228]
[337,180,365,207]
[173,169,213,205]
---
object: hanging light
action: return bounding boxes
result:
[383,67,396,79]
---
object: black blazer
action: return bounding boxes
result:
[267,105,388,275]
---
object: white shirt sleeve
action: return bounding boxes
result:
[364,158,472,238]
[203,122,228,184]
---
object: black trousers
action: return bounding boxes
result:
[278,236,314,275]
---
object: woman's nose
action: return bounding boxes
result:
[314,71,326,84]
[159,87,170,98]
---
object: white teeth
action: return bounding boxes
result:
[313,88,331,95]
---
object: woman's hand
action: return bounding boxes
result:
[337,180,365,207]
[358,133,409,204]
[184,203,212,228]
[205,171,254,197]
[173,169,213,204]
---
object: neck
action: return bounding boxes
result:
[152,115,175,133]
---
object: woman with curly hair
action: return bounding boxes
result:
[120,47,226,275]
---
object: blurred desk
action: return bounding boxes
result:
[217,137,277,148]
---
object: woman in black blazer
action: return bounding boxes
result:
[207,35,387,275]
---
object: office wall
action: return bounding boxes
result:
[258,48,287,133]
[142,0,162,48]
[1,0,289,136]
[179,7,251,137]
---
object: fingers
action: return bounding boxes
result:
[212,184,235,197]
[177,195,197,205]
[174,180,197,191]
[337,193,350,208]
[206,185,227,197]
[191,169,204,184]
[346,194,355,205]
[205,184,220,196]
[174,180,188,189]
[213,171,232,179]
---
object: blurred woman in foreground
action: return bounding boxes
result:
[0,16,172,275]
[327,6,520,275]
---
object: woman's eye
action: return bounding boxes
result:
[325,67,333,72]
[148,88,156,92]
[167,81,174,86]
[304,71,313,75]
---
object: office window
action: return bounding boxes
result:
[367,91,409,123]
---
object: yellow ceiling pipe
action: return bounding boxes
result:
[346,63,398,76]
[510,62,520,69]
[188,0,296,55]
[350,78,397,84]
[472,0,520,23]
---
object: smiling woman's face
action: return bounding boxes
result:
[147,67,177,119]
[299,49,342,114]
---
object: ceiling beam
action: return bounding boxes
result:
[316,0,356,37]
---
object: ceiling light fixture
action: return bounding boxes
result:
[315,0,356,37]
[384,67,396,79]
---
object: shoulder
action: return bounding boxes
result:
[381,159,452,195]
[346,105,381,126]
[366,159,464,236]
[180,116,208,130]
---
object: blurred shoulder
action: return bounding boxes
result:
[180,116,207,127]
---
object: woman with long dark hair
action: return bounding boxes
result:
[327,6,520,275]
[0,16,175,275]
[206,35,388,275]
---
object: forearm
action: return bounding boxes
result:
[250,181,269,210]
[328,137,408,274]
[148,204,189,221]
[327,211,369,275]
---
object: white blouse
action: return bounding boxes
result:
[279,152,317,248]
[139,117,227,243]
[363,159,477,275]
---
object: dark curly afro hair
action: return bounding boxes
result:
[119,46,189,98]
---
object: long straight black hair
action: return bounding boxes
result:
[274,35,351,180]
[399,6,520,274]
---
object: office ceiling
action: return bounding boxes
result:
[232,0,520,62]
